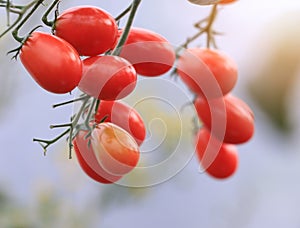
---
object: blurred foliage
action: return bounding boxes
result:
[248,11,300,133]
[0,186,94,228]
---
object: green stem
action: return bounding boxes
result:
[50,123,72,129]
[52,95,90,108]
[111,0,142,56]
[85,98,97,130]
[6,0,10,26]
[42,0,60,27]
[12,0,44,43]
[115,3,132,21]
[206,4,218,48]
[33,96,90,156]
[4,7,21,14]
[33,129,70,155]
[94,99,100,114]
[176,4,218,51]
[0,0,38,39]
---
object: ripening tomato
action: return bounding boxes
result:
[20,31,82,94]
[91,122,140,176]
[116,27,176,77]
[219,0,237,4]
[177,47,237,98]
[78,55,137,100]
[196,127,238,179]
[95,101,146,145]
[194,94,255,144]
[55,6,118,56]
[73,130,122,184]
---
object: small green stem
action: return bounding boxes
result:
[0,0,38,39]
[12,0,44,43]
[33,128,70,155]
[111,0,142,56]
[33,96,90,156]
[205,4,218,48]
[177,4,219,51]
[42,0,60,27]
[6,8,21,14]
[85,98,97,130]
[71,96,90,128]
[52,95,90,108]
[0,14,21,39]
[115,3,132,21]
[50,123,72,129]
[94,99,100,114]
[6,0,11,26]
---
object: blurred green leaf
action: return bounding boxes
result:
[248,11,300,133]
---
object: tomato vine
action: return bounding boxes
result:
[0,0,254,181]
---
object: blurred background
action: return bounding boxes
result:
[1,0,300,227]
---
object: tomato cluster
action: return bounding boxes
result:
[177,48,254,179]
[16,1,253,183]
[19,5,176,184]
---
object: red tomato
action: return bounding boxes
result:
[94,101,146,145]
[219,0,237,4]
[73,130,122,184]
[116,27,176,77]
[55,6,118,56]
[91,122,140,176]
[194,94,255,144]
[20,31,82,94]
[196,127,238,179]
[78,55,137,100]
[177,48,237,98]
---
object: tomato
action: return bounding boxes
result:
[73,130,122,184]
[94,101,146,145]
[78,55,137,100]
[116,27,176,77]
[20,31,82,94]
[177,47,237,98]
[196,127,238,179]
[219,0,237,4]
[55,6,118,56]
[194,94,255,144]
[91,122,140,176]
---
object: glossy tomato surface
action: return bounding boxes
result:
[177,47,237,98]
[20,31,82,94]
[196,127,238,179]
[91,122,140,176]
[219,0,237,4]
[116,27,175,77]
[55,6,118,56]
[74,130,122,184]
[194,94,255,144]
[95,101,146,145]
[79,55,137,100]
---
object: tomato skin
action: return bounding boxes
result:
[91,122,140,176]
[196,128,238,179]
[116,27,176,77]
[55,6,118,56]
[73,130,122,184]
[20,32,82,94]
[177,48,237,98]
[194,94,255,144]
[219,0,237,4]
[94,101,146,145]
[78,55,137,100]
